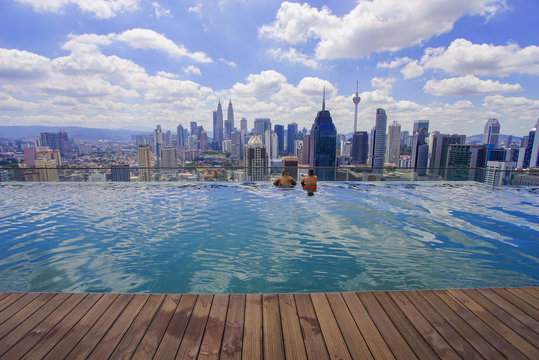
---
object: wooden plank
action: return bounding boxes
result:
[20,293,102,360]
[0,293,72,358]
[41,293,120,360]
[109,294,165,360]
[357,292,417,360]
[87,294,149,360]
[465,289,539,344]
[448,289,538,359]
[420,290,504,359]
[294,293,330,360]
[507,287,539,310]
[478,288,539,333]
[199,294,229,360]
[279,293,307,360]
[153,294,197,359]
[326,292,372,360]
[262,293,285,360]
[0,294,8,302]
[389,291,460,360]
[0,292,41,327]
[0,293,24,313]
[131,294,182,360]
[311,293,352,360]
[341,292,395,360]
[242,293,262,360]
[176,294,213,360]
[220,294,245,360]
[60,293,133,360]
[0,293,55,339]
[373,292,438,360]
[403,291,481,360]
[493,288,539,320]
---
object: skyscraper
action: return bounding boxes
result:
[371,109,387,172]
[352,80,361,132]
[225,99,234,140]
[411,120,429,175]
[154,125,163,167]
[522,118,539,169]
[254,118,272,139]
[215,101,224,148]
[176,123,185,147]
[190,122,198,138]
[309,89,337,181]
[111,165,130,182]
[483,118,501,147]
[240,118,247,132]
[429,134,466,175]
[287,123,298,156]
[40,131,71,155]
[351,131,368,165]
[199,130,208,150]
[386,121,401,165]
[138,145,151,181]
[274,124,285,155]
[244,135,268,181]
[413,120,429,138]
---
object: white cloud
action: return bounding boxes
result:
[156,71,178,79]
[377,57,413,69]
[259,0,507,59]
[0,49,51,79]
[401,61,425,79]
[268,48,319,69]
[370,77,396,94]
[219,58,237,67]
[15,0,139,19]
[182,65,202,76]
[232,70,287,96]
[424,75,522,96]
[152,1,172,19]
[188,1,202,16]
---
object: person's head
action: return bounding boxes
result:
[308,169,314,176]
[282,170,289,176]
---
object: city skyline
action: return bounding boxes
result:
[0,0,538,136]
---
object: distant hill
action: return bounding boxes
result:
[467,134,522,145]
[0,126,149,141]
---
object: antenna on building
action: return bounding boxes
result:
[322,86,326,111]
[352,79,361,132]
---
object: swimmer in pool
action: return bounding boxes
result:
[273,171,297,187]
[301,169,317,195]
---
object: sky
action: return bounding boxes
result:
[0,0,538,137]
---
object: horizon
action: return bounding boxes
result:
[0,0,538,136]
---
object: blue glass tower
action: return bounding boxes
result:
[287,123,298,155]
[274,124,285,155]
[309,89,337,181]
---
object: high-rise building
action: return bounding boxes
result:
[309,89,337,181]
[352,80,361,132]
[138,145,151,181]
[40,131,71,155]
[240,118,247,132]
[190,122,198,138]
[254,118,272,139]
[287,123,298,155]
[111,165,130,182]
[400,130,410,147]
[215,101,224,148]
[160,146,177,168]
[154,125,163,167]
[411,120,429,175]
[34,159,59,182]
[429,134,466,175]
[371,109,387,172]
[385,121,401,165]
[176,123,185,147]
[199,130,208,150]
[522,118,539,169]
[483,118,501,147]
[485,161,516,186]
[231,131,242,159]
[301,134,310,165]
[244,135,268,181]
[352,131,368,165]
[225,99,234,141]
[274,124,285,155]
[445,144,484,181]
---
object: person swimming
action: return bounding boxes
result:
[301,169,317,195]
[273,170,297,187]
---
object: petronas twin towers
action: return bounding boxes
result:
[214,99,234,149]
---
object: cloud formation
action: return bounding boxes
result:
[259,0,507,59]
[268,48,319,69]
[424,75,522,96]
[15,0,139,19]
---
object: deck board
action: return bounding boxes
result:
[0,287,536,360]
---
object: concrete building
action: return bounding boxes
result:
[485,161,517,186]
[34,159,59,182]
[244,135,268,181]
[254,118,272,140]
[429,134,466,175]
[138,145,152,181]
[483,118,501,147]
[385,121,401,165]
[352,131,368,165]
[371,109,387,173]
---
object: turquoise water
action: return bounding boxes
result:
[0,182,537,294]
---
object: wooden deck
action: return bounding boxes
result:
[0,288,537,359]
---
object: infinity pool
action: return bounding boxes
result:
[0,182,537,294]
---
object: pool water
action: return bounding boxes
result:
[0,182,537,294]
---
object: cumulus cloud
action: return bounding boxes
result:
[152,1,172,19]
[15,0,139,19]
[424,75,522,96]
[188,1,202,16]
[268,48,319,69]
[182,65,202,76]
[0,49,51,79]
[219,58,237,67]
[259,0,507,59]
[232,70,287,96]
[377,57,413,69]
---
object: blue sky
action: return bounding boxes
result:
[0,0,538,136]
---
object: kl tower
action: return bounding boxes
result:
[352,80,361,132]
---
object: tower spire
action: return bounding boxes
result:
[322,86,326,111]
[352,80,361,132]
